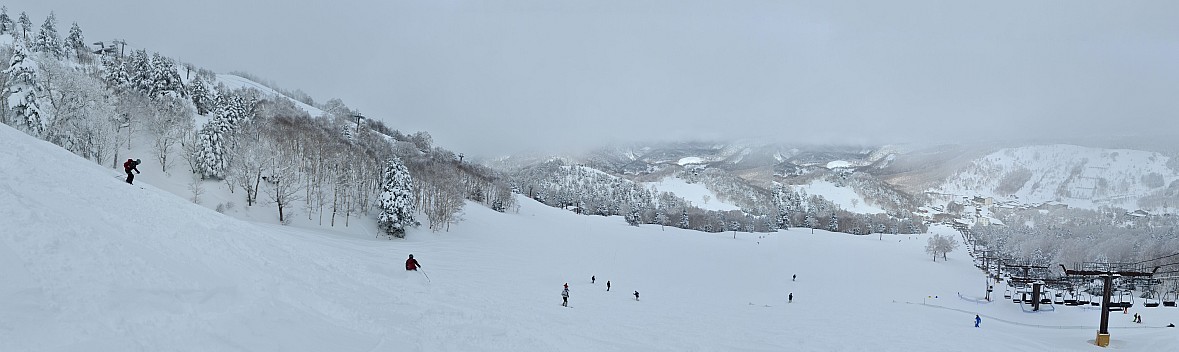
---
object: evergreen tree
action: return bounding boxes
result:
[150,53,183,97]
[34,12,62,59]
[4,40,43,135]
[65,22,86,61]
[626,206,641,226]
[0,7,12,35]
[188,76,214,115]
[128,49,153,94]
[680,208,690,229]
[828,213,839,232]
[17,12,30,40]
[377,157,417,238]
[194,123,228,179]
[101,56,130,92]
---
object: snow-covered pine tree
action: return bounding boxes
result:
[0,7,12,35]
[150,53,183,97]
[626,206,641,226]
[194,123,228,179]
[188,76,213,115]
[680,208,690,229]
[128,49,153,95]
[4,40,44,135]
[17,12,30,40]
[65,22,87,62]
[377,157,416,238]
[34,12,62,59]
[101,56,131,92]
[828,213,839,232]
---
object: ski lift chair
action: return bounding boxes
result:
[1164,291,1178,307]
[1064,290,1079,306]
[1144,291,1161,308]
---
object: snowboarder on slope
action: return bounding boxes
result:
[405,254,421,271]
[634,291,639,301]
[123,158,141,184]
[975,315,981,327]
[562,285,570,307]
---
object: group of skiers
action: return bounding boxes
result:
[561,275,638,307]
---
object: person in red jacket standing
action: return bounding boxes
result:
[123,158,141,184]
[405,254,421,271]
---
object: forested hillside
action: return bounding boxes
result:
[0,8,510,236]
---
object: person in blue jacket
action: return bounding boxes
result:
[975,315,982,327]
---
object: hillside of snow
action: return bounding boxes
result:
[937,144,1179,211]
[215,74,326,117]
[647,177,741,211]
[3,124,1179,351]
[793,180,887,214]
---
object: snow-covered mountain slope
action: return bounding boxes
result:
[4,124,1179,351]
[937,144,1179,211]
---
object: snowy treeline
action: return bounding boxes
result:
[0,8,512,235]
[969,206,1179,276]
[508,159,927,235]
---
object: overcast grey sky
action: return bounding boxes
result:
[12,0,1179,156]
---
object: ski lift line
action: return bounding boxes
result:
[902,301,1166,330]
[1131,251,1179,265]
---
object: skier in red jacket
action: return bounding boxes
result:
[405,254,421,271]
[123,158,141,184]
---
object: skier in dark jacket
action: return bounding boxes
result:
[562,285,570,307]
[405,254,421,271]
[634,291,640,301]
[975,315,982,327]
[607,280,611,291]
[123,158,141,184]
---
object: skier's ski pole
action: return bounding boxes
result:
[419,268,432,283]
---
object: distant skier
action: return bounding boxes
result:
[562,285,570,307]
[792,274,796,282]
[634,291,640,301]
[592,275,596,284]
[607,280,611,291]
[975,315,981,327]
[405,254,421,271]
[789,292,793,303]
[123,158,141,184]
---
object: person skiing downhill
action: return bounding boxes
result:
[789,292,793,303]
[562,285,570,307]
[975,315,982,327]
[592,275,596,284]
[123,158,141,184]
[634,291,640,301]
[607,281,611,291]
[405,254,421,271]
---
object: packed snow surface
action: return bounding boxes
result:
[676,156,705,165]
[2,124,1178,351]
